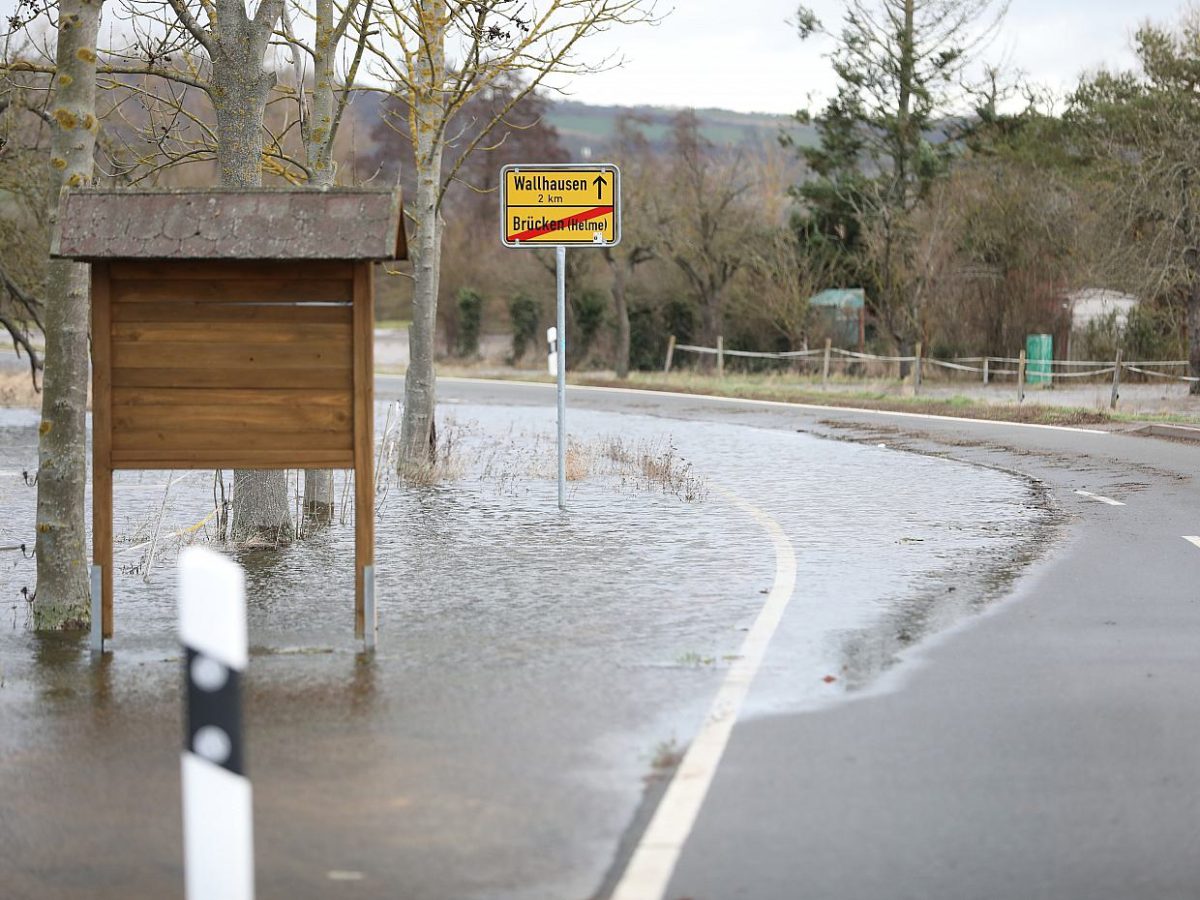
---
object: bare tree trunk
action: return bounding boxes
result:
[397,0,446,467]
[33,0,104,630]
[301,1,339,521]
[305,0,339,182]
[697,291,719,373]
[211,46,274,188]
[608,255,631,379]
[211,1,293,543]
[231,469,291,546]
[398,194,443,463]
[1188,279,1200,395]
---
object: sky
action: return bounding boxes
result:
[553,0,1187,114]
[0,0,1186,115]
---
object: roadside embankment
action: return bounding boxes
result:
[419,364,1200,430]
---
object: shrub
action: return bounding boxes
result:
[509,293,540,362]
[456,288,483,357]
[571,288,607,363]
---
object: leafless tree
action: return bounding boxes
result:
[653,110,755,369]
[366,0,659,466]
[6,0,106,629]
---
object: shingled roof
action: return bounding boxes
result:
[52,188,407,261]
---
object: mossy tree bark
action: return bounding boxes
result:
[204,0,294,544]
[33,0,104,631]
[396,0,446,467]
[301,0,372,523]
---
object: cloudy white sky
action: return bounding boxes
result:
[0,0,1186,114]
[556,0,1186,114]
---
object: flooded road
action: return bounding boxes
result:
[0,398,1048,899]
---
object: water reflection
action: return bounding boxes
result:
[0,401,1047,900]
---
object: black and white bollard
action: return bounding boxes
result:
[547,325,559,377]
[179,547,254,900]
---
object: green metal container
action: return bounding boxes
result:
[1026,334,1053,385]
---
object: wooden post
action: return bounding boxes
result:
[1018,350,1027,405]
[913,341,923,395]
[663,334,676,374]
[1110,348,1123,411]
[822,338,832,390]
[353,263,376,645]
[982,356,990,385]
[91,264,114,644]
[716,335,725,378]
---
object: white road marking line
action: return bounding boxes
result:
[430,376,1112,435]
[1183,536,1200,550]
[1074,490,1125,506]
[609,487,798,900]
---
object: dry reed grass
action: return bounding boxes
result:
[0,371,40,408]
[387,417,708,502]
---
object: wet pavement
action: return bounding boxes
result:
[1,396,1044,899]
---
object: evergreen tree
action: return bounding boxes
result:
[788,0,1007,360]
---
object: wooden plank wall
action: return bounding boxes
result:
[107,261,355,470]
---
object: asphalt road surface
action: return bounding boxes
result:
[423,376,1200,900]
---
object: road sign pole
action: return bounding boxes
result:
[556,245,567,510]
[500,163,621,510]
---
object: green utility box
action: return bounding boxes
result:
[1026,334,1053,385]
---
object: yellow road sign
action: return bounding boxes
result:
[501,164,621,248]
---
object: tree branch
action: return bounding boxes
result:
[164,0,215,54]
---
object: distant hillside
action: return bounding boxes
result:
[544,101,818,159]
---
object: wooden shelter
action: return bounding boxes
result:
[52,188,407,652]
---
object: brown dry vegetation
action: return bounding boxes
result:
[0,371,42,407]
[574,373,1115,427]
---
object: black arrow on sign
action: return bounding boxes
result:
[593,174,606,201]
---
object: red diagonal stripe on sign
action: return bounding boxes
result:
[511,205,613,242]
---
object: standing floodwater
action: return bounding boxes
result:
[0,401,1048,900]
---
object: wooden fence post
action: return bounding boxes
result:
[913,342,923,395]
[663,335,676,374]
[1018,350,1027,405]
[982,357,989,385]
[1110,348,1123,410]
[717,335,725,378]
[822,338,832,391]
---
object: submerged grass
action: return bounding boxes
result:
[383,416,709,502]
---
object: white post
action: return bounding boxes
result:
[822,338,831,390]
[716,335,725,378]
[90,564,103,655]
[983,357,989,385]
[547,326,559,377]
[556,245,567,510]
[363,563,376,652]
[179,548,254,900]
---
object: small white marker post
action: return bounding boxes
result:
[179,547,254,900]
[90,564,103,655]
[547,326,559,377]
